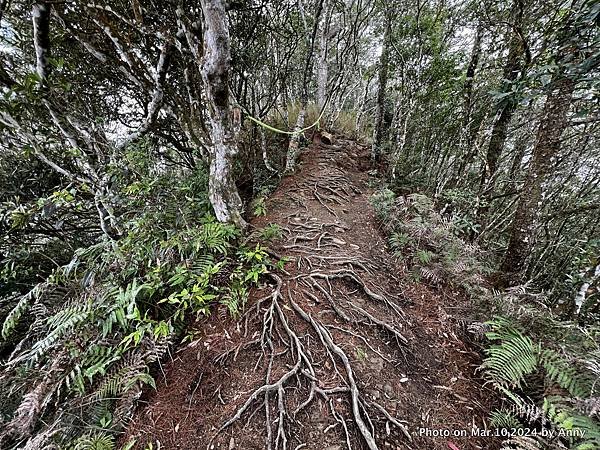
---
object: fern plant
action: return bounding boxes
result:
[72,432,115,450]
[415,249,435,265]
[371,189,490,291]
[490,409,524,429]
[388,232,410,257]
[252,196,267,216]
[260,223,283,241]
[0,213,272,449]
[483,317,540,390]
[483,317,600,450]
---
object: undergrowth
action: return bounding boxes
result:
[371,189,492,292]
[0,160,276,448]
[371,188,600,450]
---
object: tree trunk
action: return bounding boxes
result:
[472,0,527,238]
[200,0,246,229]
[391,98,414,179]
[32,2,51,82]
[315,1,332,109]
[506,123,532,188]
[480,0,526,190]
[461,20,483,148]
[0,0,9,24]
[371,14,392,162]
[499,75,575,284]
[285,107,306,172]
[260,126,276,172]
[285,0,324,172]
[355,71,373,136]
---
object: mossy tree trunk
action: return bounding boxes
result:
[480,0,527,191]
[200,0,246,229]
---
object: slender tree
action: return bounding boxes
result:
[285,0,324,172]
[479,0,528,192]
[500,72,575,283]
[315,0,332,109]
[199,0,247,228]
[371,10,392,162]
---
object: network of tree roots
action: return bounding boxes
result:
[121,138,500,450]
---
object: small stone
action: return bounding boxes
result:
[350,244,360,249]
[383,383,393,394]
[229,437,235,450]
[367,389,381,400]
[368,355,384,371]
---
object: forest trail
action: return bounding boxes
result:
[122,138,499,450]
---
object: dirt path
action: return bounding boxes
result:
[123,138,499,450]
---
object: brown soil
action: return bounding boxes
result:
[121,138,500,450]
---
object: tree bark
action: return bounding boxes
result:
[285,107,306,172]
[0,0,9,29]
[199,0,246,229]
[32,2,51,82]
[260,126,276,172]
[315,1,333,109]
[472,0,527,238]
[285,0,324,172]
[451,21,483,184]
[499,75,575,284]
[371,14,392,162]
[391,97,414,179]
[480,0,526,190]
[461,20,483,146]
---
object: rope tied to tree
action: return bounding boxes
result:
[242,105,327,136]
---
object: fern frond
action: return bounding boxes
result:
[544,396,600,447]
[420,266,443,285]
[1,282,59,339]
[190,255,215,274]
[483,319,538,389]
[490,409,523,429]
[73,431,115,450]
[197,222,237,254]
[388,232,410,251]
[25,302,92,363]
[540,349,592,398]
[2,291,33,339]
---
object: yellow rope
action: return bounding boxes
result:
[245,106,326,135]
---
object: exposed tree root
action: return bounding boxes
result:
[289,298,378,450]
[305,269,407,327]
[206,147,415,449]
[209,269,412,449]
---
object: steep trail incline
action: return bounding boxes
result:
[123,138,499,449]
